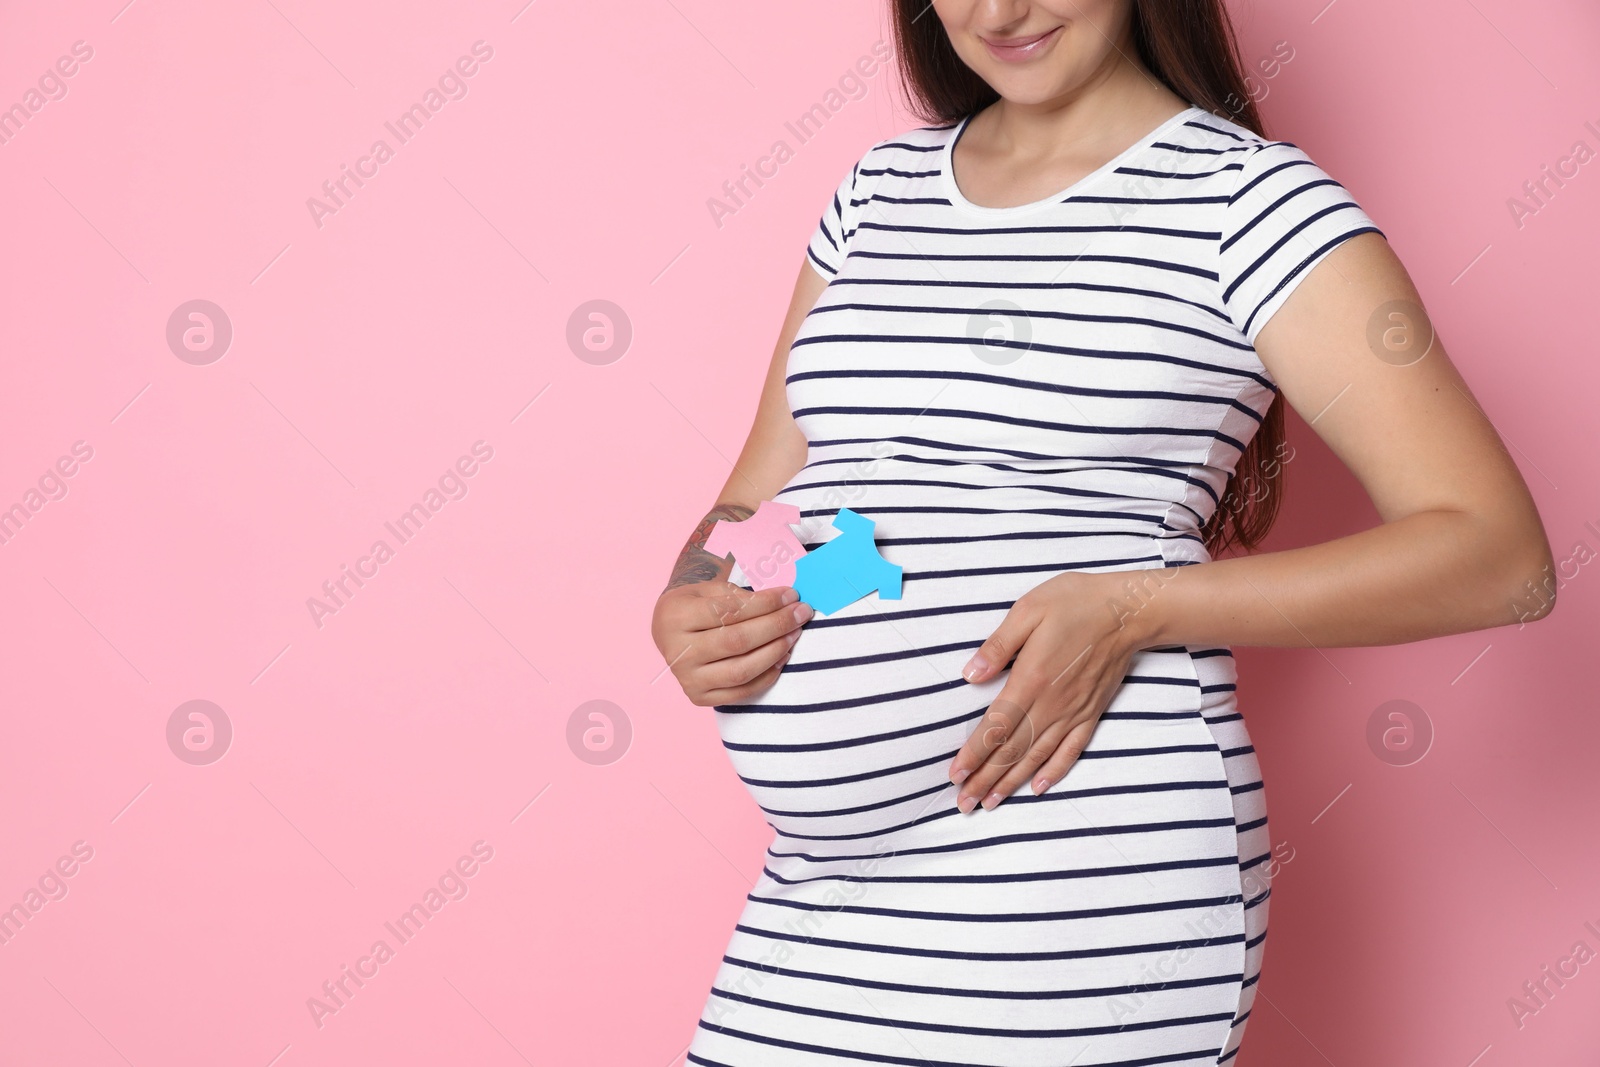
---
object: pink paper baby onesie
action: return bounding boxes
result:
[704,500,806,591]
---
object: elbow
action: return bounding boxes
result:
[1491,533,1558,629]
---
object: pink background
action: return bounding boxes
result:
[1,0,1597,1063]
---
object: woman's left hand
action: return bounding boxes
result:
[950,570,1159,812]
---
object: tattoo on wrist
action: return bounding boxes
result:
[665,502,754,592]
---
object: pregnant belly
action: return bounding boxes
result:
[713,549,1215,849]
[715,599,1001,844]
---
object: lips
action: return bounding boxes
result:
[981,25,1063,62]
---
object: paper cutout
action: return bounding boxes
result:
[704,500,807,591]
[791,508,902,615]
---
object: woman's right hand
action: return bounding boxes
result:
[650,257,827,707]
[651,582,813,707]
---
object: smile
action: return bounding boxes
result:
[981,25,1064,63]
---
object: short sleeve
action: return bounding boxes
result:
[1219,141,1384,343]
[805,159,862,279]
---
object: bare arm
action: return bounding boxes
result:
[662,257,828,592]
[651,257,829,707]
[952,232,1558,811]
[1125,232,1557,649]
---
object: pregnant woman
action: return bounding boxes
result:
[651,1,1555,1063]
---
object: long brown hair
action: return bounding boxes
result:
[889,0,1283,557]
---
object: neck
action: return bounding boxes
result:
[979,51,1186,159]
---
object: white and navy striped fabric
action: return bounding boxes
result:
[688,104,1380,1066]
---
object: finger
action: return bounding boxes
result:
[703,585,797,630]
[663,590,806,685]
[949,651,1055,788]
[949,695,1031,798]
[691,583,800,632]
[703,598,813,662]
[961,599,1039,683]
[956,708,1053,812]
[698,645,794,706]
[980,716,1090,808]
[679,581,746,631]
[700,626,803,693]
[960,716,1075,809]
[1023,718,1098,797]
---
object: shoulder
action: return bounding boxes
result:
[1183,109,1368,202]
[866,120,961,158]
[1150,107,1352,197]
[839,119,963,183]
[1198,112,1385,340]
[1151,107,1266,166]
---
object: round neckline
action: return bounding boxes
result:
[941,104,1203,217]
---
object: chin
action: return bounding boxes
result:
[973,68,1072,107]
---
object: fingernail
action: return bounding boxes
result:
[1032,776,1050,795]
[950,767,970,786]
[794,603,813,624]
[980,791,1002,811]
[786,629,801,648]
[962,653,988,682]
[780,587,799,605]
[957,794,977,814]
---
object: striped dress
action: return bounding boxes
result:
[688,103,1382,1066]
